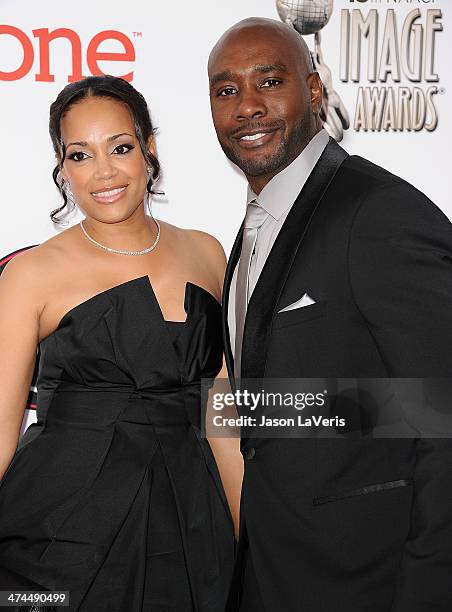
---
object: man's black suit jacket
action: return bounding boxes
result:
[223,139,452,611]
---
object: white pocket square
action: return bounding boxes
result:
[278,293,316,313]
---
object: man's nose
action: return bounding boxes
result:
[235,88,267,121]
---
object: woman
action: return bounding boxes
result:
[0,75,242,611]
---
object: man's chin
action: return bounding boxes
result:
[220,139,288,178]
[234,154,285,178]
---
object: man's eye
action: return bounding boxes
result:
[218,87,237,97]
[113,144,134,155]
[261,79,282,88]
[67,151,88,162]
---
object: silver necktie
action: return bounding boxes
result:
[234,201,268,379]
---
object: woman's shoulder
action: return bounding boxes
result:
[1,226,78,288]
[187,228,226,255]
[161,221,227,296]
[162,221,226,260]
[0,245,49,322]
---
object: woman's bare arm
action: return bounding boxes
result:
[0,252,41,480]
[194,231,243,538]
[207,361,243,539]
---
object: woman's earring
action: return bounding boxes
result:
[64,181,76,205]
[145,167,152,214]
[146,191,152,215]
[57,171,76,206]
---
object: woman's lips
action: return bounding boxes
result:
[91,185,128,203]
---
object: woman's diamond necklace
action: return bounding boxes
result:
[79,217,161,256]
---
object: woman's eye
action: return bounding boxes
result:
[218,87,237,97]
[113,143,134,155]
[67,151,88,162]
[261,79,282,88]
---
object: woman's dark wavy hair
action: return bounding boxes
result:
[49,75,160,223]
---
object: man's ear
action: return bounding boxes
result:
[308,72,324,115]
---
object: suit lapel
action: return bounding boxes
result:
[241,139,349,379]
[222,221,243,382]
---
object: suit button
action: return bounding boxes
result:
[245,447,256,460]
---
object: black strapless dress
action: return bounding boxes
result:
[0,276,235,611]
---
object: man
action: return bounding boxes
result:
[208,17,452,612]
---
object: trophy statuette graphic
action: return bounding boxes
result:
[276,0,350,141]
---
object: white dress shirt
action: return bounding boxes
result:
[228,129,330,357]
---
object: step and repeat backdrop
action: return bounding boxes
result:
[0,0,449,428]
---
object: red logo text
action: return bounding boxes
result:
[0,25,136,82]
